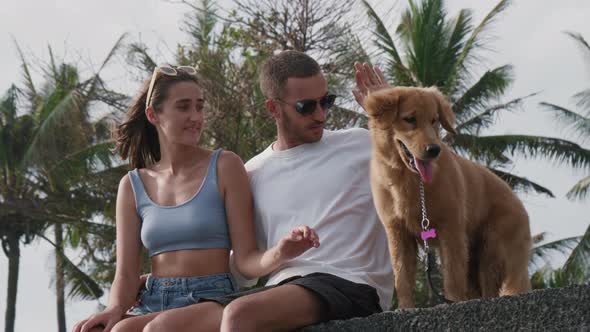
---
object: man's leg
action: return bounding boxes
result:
[221,284,325,332]
[142,302,224,332]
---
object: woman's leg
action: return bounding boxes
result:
[110,313,160,332]
[143,302,224,332]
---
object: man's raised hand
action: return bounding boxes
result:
[353,62,391,110]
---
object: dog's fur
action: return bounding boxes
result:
[365,87,531,308]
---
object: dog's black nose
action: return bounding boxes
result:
[425,144,441,158]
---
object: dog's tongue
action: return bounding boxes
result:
[414,157,433,183]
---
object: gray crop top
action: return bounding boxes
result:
[128,149,230,257]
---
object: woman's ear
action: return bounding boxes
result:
[145,106,158,125]
[427,87,457,135]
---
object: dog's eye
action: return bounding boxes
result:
[403,117,416,125]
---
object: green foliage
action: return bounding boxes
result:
[540,32,590,201]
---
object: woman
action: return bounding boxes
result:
[73,66,319,332]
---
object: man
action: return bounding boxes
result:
[215,51,393,331]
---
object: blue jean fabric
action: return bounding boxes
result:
[127,272,238,316]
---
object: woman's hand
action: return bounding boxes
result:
[274,225,320,262]
[72,306,125,332]
[352,62,391,110]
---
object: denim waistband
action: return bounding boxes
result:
[145,272,235,293]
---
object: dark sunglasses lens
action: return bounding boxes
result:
[295,100,318,115]
[320,95,336,110]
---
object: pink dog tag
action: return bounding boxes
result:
[421,228,437,241]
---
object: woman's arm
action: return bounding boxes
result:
[218,151,319,279]
[109,174,144,311]
[75,175,143,332]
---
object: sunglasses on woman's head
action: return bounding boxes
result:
[145,65,198,108]
[276,94,337,116]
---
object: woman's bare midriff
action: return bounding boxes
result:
[150,248,230,277]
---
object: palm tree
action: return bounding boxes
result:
[0,36,126,332]
[528,32,590,289]
[360,0,590,197]
[0,84,42,332]
[540,32,590,200]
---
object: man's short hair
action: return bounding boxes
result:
[259,50,321,99]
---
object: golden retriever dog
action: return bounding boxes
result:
[364,87,531,308]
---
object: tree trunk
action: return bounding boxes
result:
[4,234,20,332]
[55,224,66,332]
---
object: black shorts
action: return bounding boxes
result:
[200,272,382,322]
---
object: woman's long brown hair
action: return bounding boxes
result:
[114,70,200,169]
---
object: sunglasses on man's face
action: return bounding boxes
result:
[145,65,198,108]
[276,94,337,116]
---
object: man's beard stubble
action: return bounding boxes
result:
[279,108,323,145]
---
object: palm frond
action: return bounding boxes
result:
[440,8,472,95]
[540,102,590,141]
[453,65,513,120]
[361,0,398,62]
[573,89,590,114]
[452,133,512,165]
[127,42,157,74]
[22,88,85,165]
[566,175,590,201]
[13,39,40,108]
[565,32,590,113]
[61,250,105,301]
[399,0,451,87]
[361,0,415,85]
[565,31,590,55]
[563,223,590,283]
[489,168,554,197]
[530,235,581,269]
[470,135,590,170]
[46,140,116,176]
[455,91,537,135]
[0,85,20,122]
[38,233,104,300]
[182,0,218,50]
[96,34,127,75]
[447,0,511,94]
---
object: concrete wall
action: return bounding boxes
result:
[301,285,590,331]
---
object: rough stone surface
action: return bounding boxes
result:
[300,285,590,331]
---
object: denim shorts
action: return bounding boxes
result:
[127,272,238,316]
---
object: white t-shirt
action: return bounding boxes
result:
[244,128,393,310]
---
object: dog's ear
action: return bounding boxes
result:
[428,87,457,135]
[364,88,400,119]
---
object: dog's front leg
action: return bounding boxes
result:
[385,221,417,308]
[438,231,469,302]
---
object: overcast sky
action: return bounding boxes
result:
[0,0,589,331]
